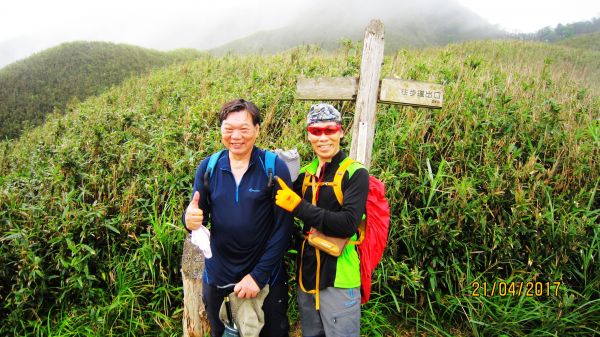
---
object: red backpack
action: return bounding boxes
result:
[358,175,390,303]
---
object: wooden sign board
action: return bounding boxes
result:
[296,77,358,101]
[379,78,444,108]
[297,77,444,109]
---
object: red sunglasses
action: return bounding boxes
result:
[306,124,342,136]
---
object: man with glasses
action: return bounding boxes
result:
[183,99,293,337]
[274,103,369,337]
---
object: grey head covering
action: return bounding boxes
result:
[306,103,342,125]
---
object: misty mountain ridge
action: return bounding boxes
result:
[210,0,506,54]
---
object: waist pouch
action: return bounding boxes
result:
[307,227,348,257]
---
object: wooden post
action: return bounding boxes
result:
[181,236,209,337]
[349,19,385,169]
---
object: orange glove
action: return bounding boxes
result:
[275,176,302,212]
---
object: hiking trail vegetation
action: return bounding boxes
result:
[0,39,598,336]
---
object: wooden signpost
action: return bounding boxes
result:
[182,19,444,336]
[297,19,444,168]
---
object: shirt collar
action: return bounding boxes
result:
[221,146,260,171]
[306,150,347,175]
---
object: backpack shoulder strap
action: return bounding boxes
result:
[203,150,224,191]
[208,150,224,176]
[332,157,357,205]
[264,150,276,187]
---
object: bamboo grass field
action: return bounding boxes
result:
[1,39,599,336]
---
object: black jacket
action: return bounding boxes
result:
[292,150,369,290]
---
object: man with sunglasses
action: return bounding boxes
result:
[184,99,293,337]
[275,103,369,337]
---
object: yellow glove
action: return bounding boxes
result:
[275,176,302,212]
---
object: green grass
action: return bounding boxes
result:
[1,40,599,336]
[556,31,600,51]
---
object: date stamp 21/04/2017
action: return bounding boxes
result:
[469,281,562,297]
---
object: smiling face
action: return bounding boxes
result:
[221,109,259,159]
[307,121,344,163]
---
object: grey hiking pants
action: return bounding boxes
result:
[297,286,361,337]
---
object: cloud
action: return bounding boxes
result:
[1,0,598,68]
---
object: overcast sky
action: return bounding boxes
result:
[458,0,599,33]
[0,0,599,68]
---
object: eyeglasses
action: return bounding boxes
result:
[306,124,342,136]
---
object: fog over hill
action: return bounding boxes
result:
[211,0,506,54]
[0,0,504,68]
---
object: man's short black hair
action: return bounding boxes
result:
[219,99,261,126]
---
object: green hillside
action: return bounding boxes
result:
[1,40,599,336]
[556,31,600,51]
[0,41,205,140]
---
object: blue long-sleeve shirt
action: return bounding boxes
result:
[184,146,293,288]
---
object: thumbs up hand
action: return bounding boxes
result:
[275,176,302,213]
[185,191,204,230]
